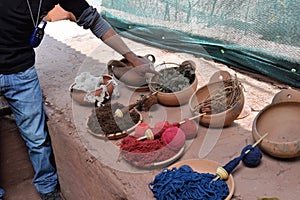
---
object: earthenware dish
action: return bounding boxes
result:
[148,61,198,106]
[107,54,155,91]
[69,74,114,106]
[189,81,244,128]
[86,109,143,140]
[271,88,300,104]
[252,101,300,158]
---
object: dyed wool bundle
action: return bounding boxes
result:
[161,127,186,151]
[119,121,188,167]
[152,121,179,136]
[149,165,229,200]
[179,118,198,139]
[119,135,178,168]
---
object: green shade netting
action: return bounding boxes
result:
[97,0,299,87]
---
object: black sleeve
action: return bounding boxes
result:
[58,0,90,19]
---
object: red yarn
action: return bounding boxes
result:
[119,121,185,167]
[161,127,186,151]
[152,121,179,137]
[179,118,198,139]
[119,135,177,167]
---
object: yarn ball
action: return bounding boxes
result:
[152,121,172,135]
[179,118,198,139]
[241,145,263,167]
[134,123,150,138]
[161,127,186,151]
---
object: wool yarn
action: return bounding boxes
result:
[161,127,186,151]
[149,165,229,200]
[179,118,198,139]
[241,145,262,167]
[134,123,150,138]
[220,144,263,178]
[119,135,178,168]
[152,121,172,135]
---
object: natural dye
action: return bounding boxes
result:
[87,102,140,136]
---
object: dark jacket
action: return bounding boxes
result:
[0,0,90,74]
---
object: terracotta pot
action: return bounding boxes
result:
[209,70,232,83]
[69,74,114,106]
[189,81,244,128]
[107,54,155,88]
[148,60,198,106]
[272,88,300,104]
[252,101,300,158]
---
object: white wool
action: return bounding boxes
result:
[73,72,103,92]
[72,72,119,104]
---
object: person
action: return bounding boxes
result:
[0,1,157,199]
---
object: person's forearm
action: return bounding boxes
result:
[100,27,137,62]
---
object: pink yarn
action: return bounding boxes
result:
[179,118,198,139]
[134,123,150,138]
[161,127,186,151]
[152,121,172,135]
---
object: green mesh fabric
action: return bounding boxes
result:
[99,0,300,87]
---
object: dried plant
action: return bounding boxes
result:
[194,75,243,114]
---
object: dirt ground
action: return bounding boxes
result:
[1,19,299,200]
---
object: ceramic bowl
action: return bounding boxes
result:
[148,61,198,106]
[252,101,300,158]
[107,54,155,90]
[209,70,232,83]
[87,108,143,140]
[69,74,114,106]
[189,81,244,128]
[168,159,234,200]
[272,88,300,104]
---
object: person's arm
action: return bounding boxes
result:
[75,6,159,75]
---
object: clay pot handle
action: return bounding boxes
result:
[180,60,196,70]
[107,60,128,75]
[144,54,156,64]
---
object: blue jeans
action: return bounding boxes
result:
[0,66,58,194]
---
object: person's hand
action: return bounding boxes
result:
[132,57,161,76]
[44,5,76,22]
[124,53,161,76]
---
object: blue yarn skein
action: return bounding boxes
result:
[148,165,229,200]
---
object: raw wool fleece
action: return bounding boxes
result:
[73,72,118,104]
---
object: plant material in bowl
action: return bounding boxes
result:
[149,61,198,106]
[87,102,142,139]
[189,75,244,127]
